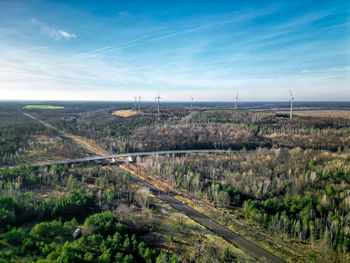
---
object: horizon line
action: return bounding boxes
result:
[1,100,350,104]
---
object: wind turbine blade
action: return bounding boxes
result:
[290,89,293,97]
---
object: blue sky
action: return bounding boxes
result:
[0,0,349,101]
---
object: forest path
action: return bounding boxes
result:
[180,110,196,123]
[23,112,108,155]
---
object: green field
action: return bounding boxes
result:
[23,104,64,109]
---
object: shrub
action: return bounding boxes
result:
[155,252,168,263]
[4,227,26,245]
[84,211,119,237]
[30,220,67,242]
[0,208,15,228]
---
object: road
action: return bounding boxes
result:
[22,149,232,168]
[21,111,286,263]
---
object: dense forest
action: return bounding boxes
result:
[0,160,242,262]
[137,149,350,261]
[0,162,179,262]
[47,108,350,154]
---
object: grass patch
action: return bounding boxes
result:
[23,105,64,109]
[112,109,137,117]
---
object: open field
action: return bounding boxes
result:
[293,110,350,119]
[23,105,65,109]
[112,109,138,117]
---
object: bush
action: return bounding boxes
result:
[84,211,119,237]
[51,189,96,221]
[123,254,134,263]
[4,227,26,245]
[155,252,168,263]
[21,237,38,255]
[0,208,15,228]
[98,249,111,263]
[30,220,68,242]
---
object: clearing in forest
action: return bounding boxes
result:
[293,110,350,119]
[23,105,64,109]
[112,109,137,117]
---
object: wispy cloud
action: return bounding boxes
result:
[118,11,130,17]
[0,41,348,101]
[45,7,277,66]
[44,29,173,66]
[58,30,76,39]
[31,18,76,40]
[301,67,350,74]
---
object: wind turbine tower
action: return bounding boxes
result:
[235,92,239,109]
[289,90,295,119]
[134,97,138,110]
[154,96,157,109]
[156,91,161,114]
[138,96,141,111]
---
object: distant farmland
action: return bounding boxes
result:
[23,105,64,109]
[112,109,137,117]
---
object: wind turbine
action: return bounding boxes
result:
[235,92,239,109]
[138,96,141,111]
[134,97,138,110]
[156,91,161,114]
[154,96,157,109]
[289,89,295,119]
[190,96,194,109]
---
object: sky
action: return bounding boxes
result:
[0,0,349,101]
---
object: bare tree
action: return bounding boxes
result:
[135,187,150,208]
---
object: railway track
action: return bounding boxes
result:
[112,165,285,263]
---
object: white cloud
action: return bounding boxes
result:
[118,11,130,17]
[31,18,76,40]
[58,30,76,39]
[301,67,350,74]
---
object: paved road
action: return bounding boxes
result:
[20,149,231,168]
[21,111,286,262]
